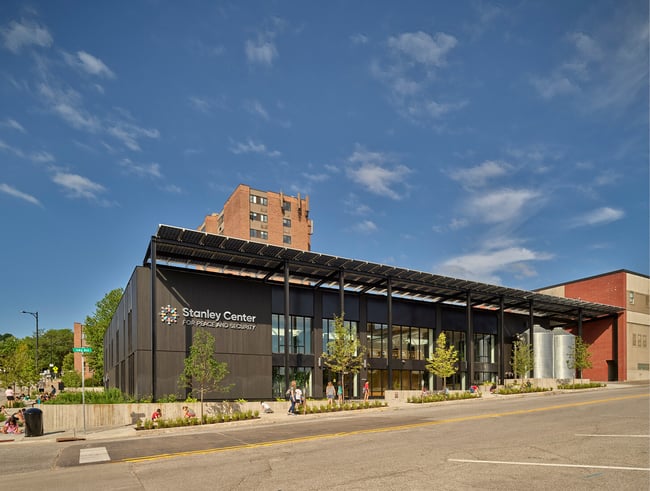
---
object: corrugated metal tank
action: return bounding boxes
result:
[553,328,575,379]
[533,325,554,378]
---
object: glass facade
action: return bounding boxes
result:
[272,366,313,399]
[272,314,312,354]
[322,318,358,354]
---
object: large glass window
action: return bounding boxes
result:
[322,318,358,354]
[391,325,430,360]
[443,330,466,362]
[474,333,495,363]
[272,314,312,354]
[368,322,387,358]
[369,369,388,397]
[391,370,426,390]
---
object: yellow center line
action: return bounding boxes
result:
[118,393,648,464]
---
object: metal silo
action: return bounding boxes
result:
[533,325,553,378]
[553,328,575,380]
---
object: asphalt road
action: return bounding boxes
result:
[2,384,648,490]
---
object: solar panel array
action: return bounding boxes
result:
[145,224,622,325]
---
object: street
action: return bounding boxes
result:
[1,384,648,490]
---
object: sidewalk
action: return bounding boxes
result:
[2,381,645,445]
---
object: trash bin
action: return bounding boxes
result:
[23,407,43,437]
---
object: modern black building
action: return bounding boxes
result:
[104,225,621,401]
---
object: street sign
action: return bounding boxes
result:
[73,347,92,353]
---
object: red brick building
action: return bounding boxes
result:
[73,322,94,381]
[198,184,313,250]
[537,270,649,381]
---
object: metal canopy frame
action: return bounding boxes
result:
[144,224,622,326]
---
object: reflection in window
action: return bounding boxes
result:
[322,318,358,354]
[272,314,312,354]
[442,330,466,362]
[368,322,387,358]
[474,333,495,363]
[391,325,430,360]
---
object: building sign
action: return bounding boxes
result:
[159,305,257,331]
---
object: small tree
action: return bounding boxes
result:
[567,336,593,384]
[178,329,231,422]
[425,332,459,392]
[61,352,81,388]
[511,340,534,385]
[84,288,123,376]
[320,314,366,402]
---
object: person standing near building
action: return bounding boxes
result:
[363,380,370,402]
[325,381,335,406]
[337,383,343,405]
[294,386,303,413]
[286,380,297,415]
[5,387,14,408]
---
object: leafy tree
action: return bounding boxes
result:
[38,328,74,373]
[178,329,231,422]
[83,288,123,376]
[567,336,593,384]
[61,352,81,388]
[2,340,38,390]
[511,340,534,384]
[320,314,366,402]
[425,332,459,392]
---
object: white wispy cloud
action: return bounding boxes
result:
[0,183,41,206]
[229,138,281,157]
[63,50,115,78]
[350,33,369,45]
[0,139,54,163]
[465,188,542,224]
[38,82,101,132]
[245,37,277,66]
[346,145,411,200]
[373,30,465,125]
[188,95,227,114]
[52,171,106,200]
[570,206,625,227]
[1,19,52,53]
[530,11,648,112]
[342,193,372,216]
[388,31,457,67]
[107,121,159,152]
[119,158,162,178]
[353,220,378,234]
[530,74,578,99]
[438,245,553,284]
[448,160,510,188]
[244,100,269,120]
[1,118,26,132]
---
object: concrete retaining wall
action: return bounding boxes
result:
[36,401,257,433]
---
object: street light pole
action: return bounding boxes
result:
[21,310,39,373]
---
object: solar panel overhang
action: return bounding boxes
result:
[144,225,623,325]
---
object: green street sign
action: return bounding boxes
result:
[73,347,92,353]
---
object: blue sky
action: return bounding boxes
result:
[1,1,648,339]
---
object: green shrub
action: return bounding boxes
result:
[557,382,605,389]
[498,385,552,395]
[157,394,178,403]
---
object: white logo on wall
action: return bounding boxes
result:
[159,305,256,331]
[160,305,178,325]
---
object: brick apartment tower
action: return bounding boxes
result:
[73,322,94,381]
[198,184,313,250]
